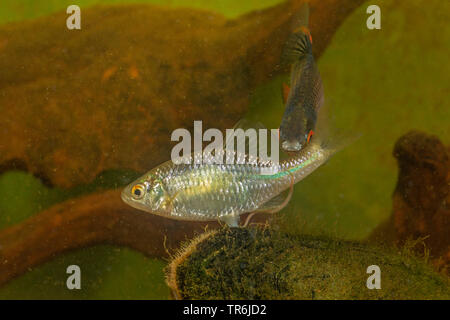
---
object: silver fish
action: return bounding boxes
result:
[121,135,337,227]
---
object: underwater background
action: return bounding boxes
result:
[0,0,448,299]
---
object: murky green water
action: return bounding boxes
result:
[0,0,448,299]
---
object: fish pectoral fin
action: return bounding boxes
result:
[282,83,290,104]
[161,191,181,213]
[220,214,240,228]
[255,173,295,214]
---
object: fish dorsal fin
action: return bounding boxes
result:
[230,118,267,131]
[225,118,275,165]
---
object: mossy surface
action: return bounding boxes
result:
[173,227,450,299]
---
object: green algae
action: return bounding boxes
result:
[0,169,139,229]
[173,227,450,299]
[0,244,169,299]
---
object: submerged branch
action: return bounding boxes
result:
[0,189,270,286]
[0,190,214,286]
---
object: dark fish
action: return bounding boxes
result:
[279,5,324,153]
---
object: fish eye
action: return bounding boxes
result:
[131,184,145,199]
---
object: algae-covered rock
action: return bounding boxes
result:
[167,227,450,299]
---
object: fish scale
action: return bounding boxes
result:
[122,142,334,226]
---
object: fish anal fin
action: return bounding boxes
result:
[220,214,240,228]
[255,173,295,214]
[242,174,295,227]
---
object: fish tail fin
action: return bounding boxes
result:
[281,3,313,65]
[313,102,362,156]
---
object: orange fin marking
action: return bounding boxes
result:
[282,83,290,104]
[299,26,313,44]
[307,130,314,144]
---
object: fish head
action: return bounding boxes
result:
[280,121,315,152]
[121,174,169,215]
[281,139,304,152]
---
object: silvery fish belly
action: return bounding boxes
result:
[160,162,287,219]
[121,142,332,227]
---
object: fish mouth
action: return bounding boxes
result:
[120,186,131,204]
[120,186,136,207]
[282,140,303,152]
